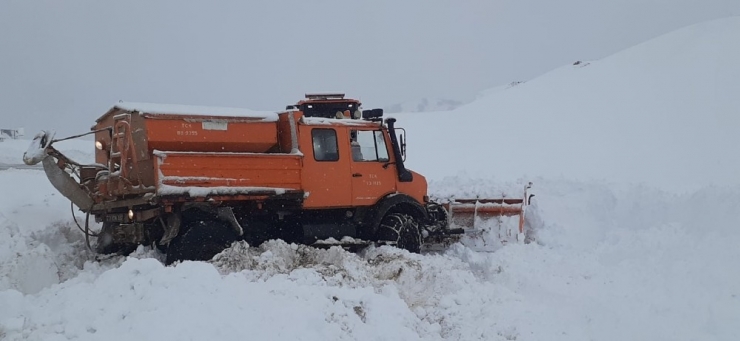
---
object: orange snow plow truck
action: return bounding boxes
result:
[24,94,532,264]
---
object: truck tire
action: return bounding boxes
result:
[95,222,118,254]
[95,222,137,256]
[377,213,422,253]
[165,220,237,265]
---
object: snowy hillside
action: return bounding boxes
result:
[399,17,740,193]
[385,97,465,113]
[1,18,740,341]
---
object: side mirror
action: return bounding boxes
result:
[396,128,406,162]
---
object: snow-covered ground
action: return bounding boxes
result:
[1,17,739,341]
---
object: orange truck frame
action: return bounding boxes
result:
[24,94,531,264]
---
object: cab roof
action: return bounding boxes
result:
[294,93,361,107]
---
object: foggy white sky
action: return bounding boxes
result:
[1,0,738,137]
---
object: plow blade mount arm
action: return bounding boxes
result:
[41,155,94,211]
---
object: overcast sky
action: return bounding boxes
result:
[1,0,738,137]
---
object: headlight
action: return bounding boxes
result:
[128,209,134,220]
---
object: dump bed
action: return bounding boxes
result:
[92,102,304,201]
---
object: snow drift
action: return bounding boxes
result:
[1,17,740,341]
[2,172,738,340]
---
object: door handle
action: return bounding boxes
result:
[352,173,362,177]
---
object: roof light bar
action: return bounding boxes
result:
[305,93,345,100]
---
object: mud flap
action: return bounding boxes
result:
[160,214,181,245]
[217,207,244,236]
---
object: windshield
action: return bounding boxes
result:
[351,130,389,162]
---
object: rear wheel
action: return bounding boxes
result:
[376,213,422,253]
[165,220,238,265]
[95,222,117,254]
[95,222,137,256]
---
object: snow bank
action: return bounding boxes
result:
[0,254,434,341]
[0,168,98,296]
[1,167,738,340]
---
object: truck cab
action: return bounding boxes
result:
[289,94,427,210]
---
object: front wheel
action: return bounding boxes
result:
[165,220,237,265]
[95,222,137,256]
[376,213,422,253]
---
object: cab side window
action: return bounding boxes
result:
[351,130,389,162]
[312,129,339,161]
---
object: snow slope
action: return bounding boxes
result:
[385,97,465,113]
[1,17,740,341]
[399,17,740,193]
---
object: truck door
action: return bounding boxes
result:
[301,127,352,208]
[350,129,397,206]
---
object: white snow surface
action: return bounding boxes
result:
[2,18,740,341]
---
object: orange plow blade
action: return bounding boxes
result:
[441,182,533,243]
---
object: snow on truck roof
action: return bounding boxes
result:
[300,117,380,126]
[113,101,280,121]
[109,101,384,127]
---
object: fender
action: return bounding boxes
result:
[358,193,427,239]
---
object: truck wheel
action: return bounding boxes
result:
[95,222,136,255]
[377,213,422,253]
[95,222,117,254]
[165,220,237,265]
